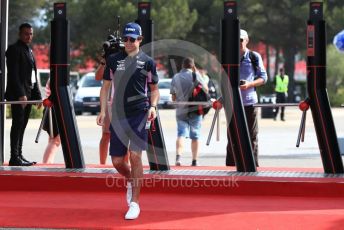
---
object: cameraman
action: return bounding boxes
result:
[95,58,111,165]
[96,22,159,220]
[96,27,124,165]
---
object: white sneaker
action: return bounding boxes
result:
[125,202,140,220]
[126,182,132,206]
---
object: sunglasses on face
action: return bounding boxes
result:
[123,37,137,43]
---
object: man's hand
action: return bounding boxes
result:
[96,112,106,126]
[18,96,28,108]
[147,106,157,121]
[239,80,253,90]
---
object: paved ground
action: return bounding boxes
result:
[3,107,344,168]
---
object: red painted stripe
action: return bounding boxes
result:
[224,64,246,170]
[51,64,74,167]
[312,66,335,172]
[307,65,326,68]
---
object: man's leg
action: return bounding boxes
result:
[176,119,188,166]
[42,135,60,164]
[99,132,110,164]
[111,155,131,179]
[274,93,281,120]
[9,104,32,166]
[245,106,259,166]
[10,104,23,159]
[176,137,184,165]
[191,139,199,165]
[18,105,33,161]
[128,150,143,203]
[189,115,202,166]
[100,110,111,164]
[280,94,286,121]
[281,106,285,121]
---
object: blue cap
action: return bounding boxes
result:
[123,22,142,39]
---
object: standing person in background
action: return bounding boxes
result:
[226,29,267,167]
[42,79,60,164]
[273,67,289,121]
[170,57,208,167]
[5,23,42,166]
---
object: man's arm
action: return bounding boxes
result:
[6,46,26,99]
[96,79,111,126]
[147,83,160,121]
[95,57,105,81]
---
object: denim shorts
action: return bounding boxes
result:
[177,115,202,140]
[109,112,148,156]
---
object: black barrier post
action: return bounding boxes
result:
[222,1,256,172]
[0,0,8,165]
[307,2,344,173]
[50,3,85,168]
[136,2,170,171]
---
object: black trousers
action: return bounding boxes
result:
[10,104,32,157]
[274,92,287,120]
[226,106,259,166]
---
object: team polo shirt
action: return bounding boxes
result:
[103,50,158,117]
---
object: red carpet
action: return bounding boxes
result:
[0,165,343,229]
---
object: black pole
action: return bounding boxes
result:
[222,1,256,172]
[0,0,8,166]
[136,2,170,171]
[50,3,84,168]
[307,2,344,174]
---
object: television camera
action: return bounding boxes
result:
[102,16,124,58]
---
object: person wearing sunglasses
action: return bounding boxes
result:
[97,22,159,220]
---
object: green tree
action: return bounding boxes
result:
[8,0,45,44]
[325,3,344,44]
[187,0,223,55]
[151,0,197,40]
[33,0,197,69]
[327,45,344,106]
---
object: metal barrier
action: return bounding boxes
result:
[168,101,299,108]
[0,100,53,143]
[0,100,42,105]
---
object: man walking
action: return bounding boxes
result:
[170,57,208,167]
[97,22,159,220]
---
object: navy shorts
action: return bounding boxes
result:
[109,112,148,157]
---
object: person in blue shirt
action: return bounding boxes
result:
[96,22,159,220]
[227,29,267,167]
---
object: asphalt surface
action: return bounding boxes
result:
[3,107,344,168]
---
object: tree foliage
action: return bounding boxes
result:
[151,0,197,40]
[7,0,344,104]
[327,45,344,106]
[8,0,45,44]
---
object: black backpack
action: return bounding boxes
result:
[248,51,259,77]
[188,72,211,117]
